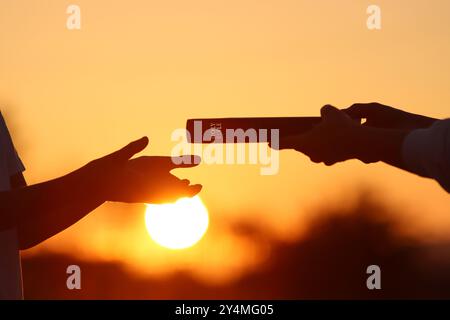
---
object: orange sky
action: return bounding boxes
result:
[1,0,449,284]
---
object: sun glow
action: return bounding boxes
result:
[145,196,209,250]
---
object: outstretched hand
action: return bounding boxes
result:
[87,137,202,203]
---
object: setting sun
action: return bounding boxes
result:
[145,196,209,250]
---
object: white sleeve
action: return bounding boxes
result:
[402,119,450,192]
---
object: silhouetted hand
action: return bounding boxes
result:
[273,105,368,165]
[86,137,202,203]
[271,104,413,167]
[345,102,437,130]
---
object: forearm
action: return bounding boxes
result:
[401,119,450,192]
[0,163,105,249]
[355,119,450,192]
[407,112,438,129]
[355,126,410,170]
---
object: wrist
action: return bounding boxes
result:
[411,114,438,128]
[353,125,410,166]
[76,160,109,203]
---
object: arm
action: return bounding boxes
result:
[2,165,105,249]
[352,125,411,169]
[274,105,412,168]
[273,103,448,192]
[401,119,450,192]
[0,137,202,249]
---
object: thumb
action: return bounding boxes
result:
[112,136,149,162]
[320,104,350,123]
[344,103,379,119]
[321,104,340,118]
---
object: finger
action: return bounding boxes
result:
[279,135,298,150]
[175,184,202,198]
[169,155,202,169]
[110,137,149,162]
[310,155,322,164]
[180,179,191,185]
[344,103,379,119]
[320,104,349,121]
[323,159,337,166]
[168,178,201,193]
[131,155,201,170]
[186,184,202,197]
[156,184,203,203]
[320,104,338,117]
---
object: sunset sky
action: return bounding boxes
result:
[1,0,449,286]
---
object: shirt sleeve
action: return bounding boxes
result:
[0,112,25,177]
[402,119,450,193]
